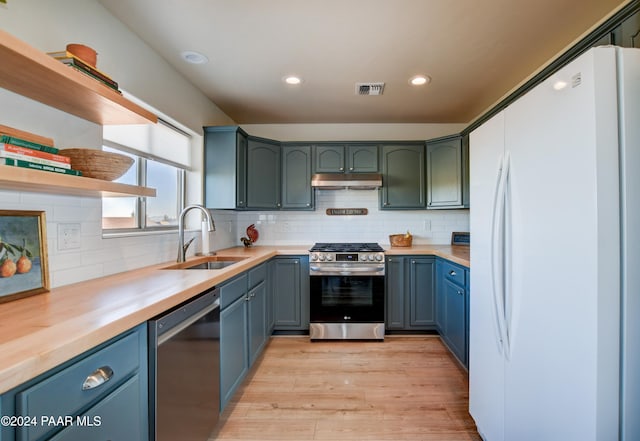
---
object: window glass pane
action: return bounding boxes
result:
[146,159,179,227]
[102,147,139,229]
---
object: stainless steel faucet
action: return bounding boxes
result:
[177,204,216,262]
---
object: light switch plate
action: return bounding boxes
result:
[58,223,81,250]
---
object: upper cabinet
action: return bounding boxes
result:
[313,144,378,173]
[613,10,640,48]
[281,145,314,210]
[426,135,469,209]
[380,143,425,209]
[246,138,281,209]
[0,30,157,125]
[204,126,248,209]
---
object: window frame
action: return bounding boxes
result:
[101,139,186,235]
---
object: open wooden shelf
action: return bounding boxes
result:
[0,165,156,198]
[0,30,157,125]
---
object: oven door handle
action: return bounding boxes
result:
[310,266,385,275]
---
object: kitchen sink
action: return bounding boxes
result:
[162,255,247,270]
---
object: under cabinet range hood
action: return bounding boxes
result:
[311,173,382,190]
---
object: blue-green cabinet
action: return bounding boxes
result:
[426,136,468,209]
[281,145,313,210]
[219,263,270,410]
[436,258,469,368]
[271,256,310,331]
[246,138,281,209]
[0,325,148,441]
[313,144,378,173]
[386,255,435,330]
[204,126,248,209]
[380,144,426,209]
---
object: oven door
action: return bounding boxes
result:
[310,274,385,323]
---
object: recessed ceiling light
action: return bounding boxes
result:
[181,50,208,64]
[283,75,302,85]
[409,75,431,86]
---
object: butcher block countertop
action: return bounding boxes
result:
[0,244,468,394]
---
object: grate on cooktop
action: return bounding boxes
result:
[309,242,384,253]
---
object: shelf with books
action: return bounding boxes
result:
[0,164,156,198]
[0,30,157,125]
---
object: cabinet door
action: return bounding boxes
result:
[220,295,248,409]
[282,145,313,209]
[272,258,303,329]
[443,278,466,365]
[49,376,146,441]
[426,137,463,208]
[385,256,405,329]
[246,139,281,209]
[248,280,268,366]
[435,259,445,332]
[409,257,436,328]
[236,131,248,208]
[347,145,378,172]
[613,10,640,48]
[380,144,425,209]
[314,145,345,172]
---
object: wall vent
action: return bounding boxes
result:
[356,82,385,95]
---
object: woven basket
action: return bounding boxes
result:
[389,234,413,247]
[59,148,133,181]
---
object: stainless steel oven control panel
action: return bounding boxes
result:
[310,252,385,263]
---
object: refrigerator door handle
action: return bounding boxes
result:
[491,155,508,354]
[502,153,512,360]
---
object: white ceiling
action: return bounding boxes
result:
[99,0,626,125]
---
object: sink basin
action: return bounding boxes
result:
[163,255,247,270]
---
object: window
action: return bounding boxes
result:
[102,120,190,232]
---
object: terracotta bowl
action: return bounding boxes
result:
[66,43,97,67]
[59,148,133,181]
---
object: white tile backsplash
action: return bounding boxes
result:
[232,189,468,247]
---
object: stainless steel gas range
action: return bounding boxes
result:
[309,243,385,340]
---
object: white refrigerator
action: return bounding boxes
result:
[469,46,639,441]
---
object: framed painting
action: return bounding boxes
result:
[0,210,49,303]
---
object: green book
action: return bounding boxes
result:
[0,135,59,154]
[3,158,82,176]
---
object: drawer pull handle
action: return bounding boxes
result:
[449,270,457,276]
[82,366,114,390]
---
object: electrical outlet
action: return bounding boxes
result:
[58,223,81,250]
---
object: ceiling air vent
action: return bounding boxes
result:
[356,82,385,95]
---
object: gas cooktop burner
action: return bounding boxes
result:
[309,242,384,253]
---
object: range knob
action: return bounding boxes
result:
[367,254,375,261]
[375,254,384,261]
[325,254,333,261]
[310,253,318,261]
[318,254,326,261]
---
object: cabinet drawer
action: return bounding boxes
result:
[248,263,267,290]
[442,261,466,287]
[16,329,142,441]
[49,375,146,441]
[220,274,248,309]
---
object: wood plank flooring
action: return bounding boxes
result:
[210,336,481,441]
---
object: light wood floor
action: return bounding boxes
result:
[210,336,481,441]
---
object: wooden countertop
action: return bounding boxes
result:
[0,244,467,394]
[383,244,470,267]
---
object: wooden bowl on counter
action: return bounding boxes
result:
[389,234,413,247]
[59,148,133,181]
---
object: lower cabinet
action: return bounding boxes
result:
[436,258,470,368]
[270,256,310,331]
[386,255,436,330]
[0,324,148,441]
[219,263,270,411]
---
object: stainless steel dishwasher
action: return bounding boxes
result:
[149,287,220,441]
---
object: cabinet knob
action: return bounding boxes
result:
[411,260,416,264]
[457,290,464,296]
[277,203,281,207]
[339,167,344,171]
[349,167,354,171]
[306,203,311,207]
[82,366,114,390]
[449,270,457,276]
[384,202,390,206]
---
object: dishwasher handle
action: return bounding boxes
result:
[157,297,220,346]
